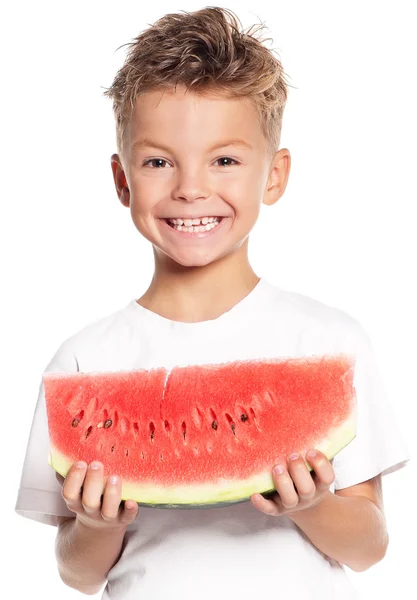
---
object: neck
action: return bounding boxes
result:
[137,245,260,323]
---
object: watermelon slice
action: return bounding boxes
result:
[43,355,356,507]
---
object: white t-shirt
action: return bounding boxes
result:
[15,277,410,599]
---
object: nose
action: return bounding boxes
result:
[171,168,211,203]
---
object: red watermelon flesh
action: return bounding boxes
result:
[43,355,356,507]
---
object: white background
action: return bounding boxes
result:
[2,1,415,598]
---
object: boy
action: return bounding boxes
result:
[15,6,410,599]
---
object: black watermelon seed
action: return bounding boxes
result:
[241,414,248,422]
[212,420,218,430]
[104,419,112,429]
[72,418,80,427]
[85,426,92,438]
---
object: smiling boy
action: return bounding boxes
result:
[15,7,410,599]
[110,86,289,321]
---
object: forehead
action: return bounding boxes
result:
[127,86,264,149]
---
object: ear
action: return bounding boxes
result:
[110,153,130,207]
[263,148,291,207]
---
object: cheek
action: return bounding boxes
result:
[128,170,165,204]
[233,172,265,206]
[129,185,160,215]
[234,190,262,220]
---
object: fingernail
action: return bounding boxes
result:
[307,450,317,459]
[75,461,86,469]
[274,464,284,475]
[109,475,119,485]
[289,453,299,461]
[90,462,101,470]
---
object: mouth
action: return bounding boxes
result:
[162,216,224,233]
[158,215,229,240]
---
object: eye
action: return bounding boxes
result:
[143,156,239,168]
[215,157,239,167]
[143,158,170,168]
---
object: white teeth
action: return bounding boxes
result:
[166,217,222,233]
[168,217,220,226]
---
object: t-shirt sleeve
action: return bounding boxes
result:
[332,321,411,489]
[14,342,78,527]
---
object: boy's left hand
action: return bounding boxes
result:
[250,449,335,517]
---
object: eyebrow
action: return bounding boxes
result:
[132,138,252,153]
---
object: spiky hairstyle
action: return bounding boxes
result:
[102,6,291,161]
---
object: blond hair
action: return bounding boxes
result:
[102,6,292,161]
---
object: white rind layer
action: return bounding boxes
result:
[48,404,356,507]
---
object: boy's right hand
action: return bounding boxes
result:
[56,461,139,531]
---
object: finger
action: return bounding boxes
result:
[250,492,281,516]
[306,450,335,492]
[286,453,316,502]
[120,498,139,525]
[61,461,88,514]
[101,475,124,522]
[101,476,139,525]
[272,464,299,510]
[81,462,105,517]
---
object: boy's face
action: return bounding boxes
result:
[111,85,290,269]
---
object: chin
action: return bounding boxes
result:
[158,248,226,269]
[170,255,218,268]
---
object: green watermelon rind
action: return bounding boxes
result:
[49,405,356,508]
